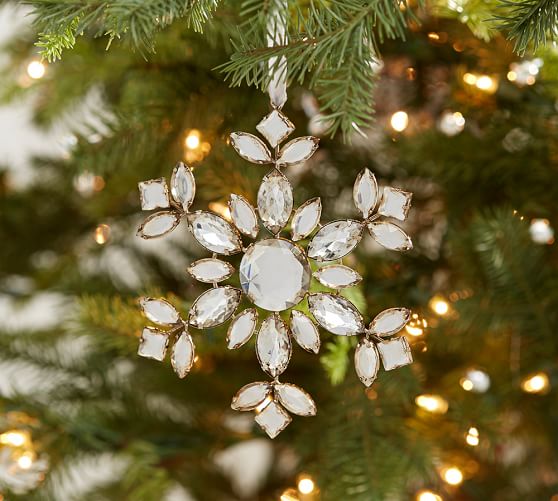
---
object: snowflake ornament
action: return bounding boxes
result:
[136,103,415,438]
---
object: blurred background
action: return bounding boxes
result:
[0,1,557,500]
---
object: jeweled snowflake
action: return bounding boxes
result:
[135,108,414,438]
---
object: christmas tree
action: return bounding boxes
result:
[1,1,557,499]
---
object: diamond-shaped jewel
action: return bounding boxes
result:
[189,286,241,328]
[377,337,413,370]
[137,212,180,239]
[170,162,196,210]
[187,211,242,255]
[307,219,364,261]
[227,308,258,349]
[187,258,234,284]
[378,187,412,221]
[291,198,321,241]
[139,297,180,325]
[171,331,195,378]
[229,194,259,238]
[230,132,273,164]
[369,308,411,338]
[277,136,319,166]
[256,109,295,148]
[255,400,292,439]
[313,265,362,289]
[308,293,364,336]
[275,383,316,416]
[368,221,412,251]
[256,314,291,377]
[257,170,293,234]
[139,178,170,210]
[354,338,380,387]
[290,310,320,354]
[231,382,271,411]
[138,327,170,361]
[353,168,378,219]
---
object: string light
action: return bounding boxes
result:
[466,427,480,446]
[508,59,543,86]
[405,313,428,336]
[297,475,315,494]
[280,488,300,501]
[521,372,550,394]
[529,219,554,245]
[17,451,35,470]
[0,430,29,447]
[415,394,448,414]
[459,369,490,393]
[429,295,449,316]
[185,129,201,150]
[94,224,111,245]
[462,73,498,93]
[416,490,443,501]
[438,111,465,136]
[390,111,409,132]
[27,60,46,79]
[441,466,463,485]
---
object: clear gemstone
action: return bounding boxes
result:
[189,286,241,328]
[240,239,310,311]
[370,308,411,338]
[378,187,412,221]
[291,198,321,241]
[354,338,380,387]
[277,136,319,166]
[171,331,195,378]
[227,308,258,349]
[368,222,412,251]
[255,400,291,439]
[187,211,242,255]
[256,109,295,147]
[229,194,259,238]
[290,310,320,354]
[139,178,170,210]
[353,169,378,218]
[307,220,364,261]
[256,314,291,377]
[313,265,362,289]
[187,258,234,283]
[170,162,196,210]
[138,211,180,239]
[275,383,316,416]
[377,337,413,370]
[308,293,364,336]
[230,132,273,164]
[138,327,169,361]
[257,170,293,234]
[231,382,271,411]
[139,297,180,325]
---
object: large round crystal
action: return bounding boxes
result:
[240,239,311,311]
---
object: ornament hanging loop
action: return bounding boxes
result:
[267,0,288,109]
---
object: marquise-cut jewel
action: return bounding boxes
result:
[139,298,180,325]
[291,198,321,241]
[308,293,364,336]
[378,187,412,221]
[355,338,380,387]
[171,331,195,378]
[138,212,180,239]
[290,311,320,354]
[314,265,362,289]
[187,258,234,283]
[275,384,317,416]
[368,222,412,251]
[227,308,258,349]
[255,400,291,439]
[230,132,273,164]
[189,286,241,328]
[229,194,259,238]
[256,109,295,148]
[187,211,242,255]
[353,169,378,218]
[370,308,411,337]
[139,178,170,210]
[307,220,364,261]
[256,315,291,377]
[377,337,413,370]
[240,239,310,311]
[231,382,271,411]
[257,170,293,234]
[277,136,319,166]
[138,327,169,361]
[170,162,196,210]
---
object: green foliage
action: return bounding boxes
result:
[35,16,80,62]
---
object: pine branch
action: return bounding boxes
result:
[28,0,221,60]
[495,0,558,54]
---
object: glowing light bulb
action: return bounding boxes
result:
[442,466,463,485]
[460,369,490,393]
[297,476,315,494]
[27,60,46,79]
[17,452,34,469]
[475,75,493,90]
[521,372,549,394]
[390,111,409,132]
[462,73,477,85]
[507,71,517,81]
[0,430,28,447]
[405,313,428,336]
[429,296,449,316]
[466,427,479,446]
[415,394,448,414]
[185,130,201,150]
[94,224,111,245]
[280,488,299,501]
[416,490,443,501]
[529,219,554,245]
